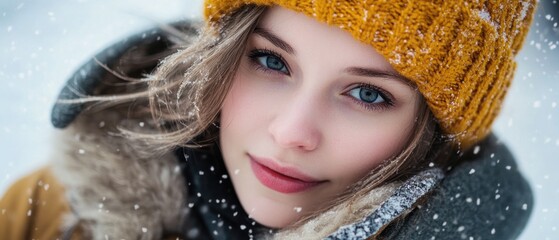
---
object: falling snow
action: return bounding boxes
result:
[0,1,557,239]
[473,146,481,155]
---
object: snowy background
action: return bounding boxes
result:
[0,0,557,239]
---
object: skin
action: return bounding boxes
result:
[219,6,419,228]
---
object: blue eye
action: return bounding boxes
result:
[256,55,288,73]
[348,86,386,104]
[249,49,289,74]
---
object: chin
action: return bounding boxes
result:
[238,192,302,229]
[250,211,295,229]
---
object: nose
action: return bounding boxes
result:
[268,96,322,151]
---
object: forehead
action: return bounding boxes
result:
[256,6,376,55]
[254,7,407,84]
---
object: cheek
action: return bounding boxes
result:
[221,77,265,132]
[220,75,255,188]
[325,113,415,184]
[220,71,273,154]
[220,77,250,152]
[220,79,242,129]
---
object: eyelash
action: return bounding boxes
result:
[345,83,395,111]
[246,48,394,111]
[247,48,291,75]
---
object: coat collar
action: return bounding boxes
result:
[177,145,268,239]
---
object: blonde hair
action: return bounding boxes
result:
[80,4,452,237]
[129,5,269,150]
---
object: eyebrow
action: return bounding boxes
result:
[253,27,412,88]
[345,67,413,87]
[253,27,296,55]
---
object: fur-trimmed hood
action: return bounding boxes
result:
[50,22,533,240]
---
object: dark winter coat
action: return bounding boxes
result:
[0,21,533,240]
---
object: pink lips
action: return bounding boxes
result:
[249,155,324,193]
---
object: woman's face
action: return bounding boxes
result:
[220,7,419,228]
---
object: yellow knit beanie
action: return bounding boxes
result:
[203,0,536,149]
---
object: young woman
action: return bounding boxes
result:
[0,0,536,239]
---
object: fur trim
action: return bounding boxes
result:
[50,109,187,240]
[325,168,444,239]
[271,182,400,239]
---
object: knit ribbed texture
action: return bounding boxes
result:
[204,0,536,148]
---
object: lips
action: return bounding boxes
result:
[249,155,324,193]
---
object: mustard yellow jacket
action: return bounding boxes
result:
[0,167,80,239]
[0,167,184,240]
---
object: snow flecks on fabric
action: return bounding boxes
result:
[324,168,444,239]
[477,8,499,31]
[519,1,531,21]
